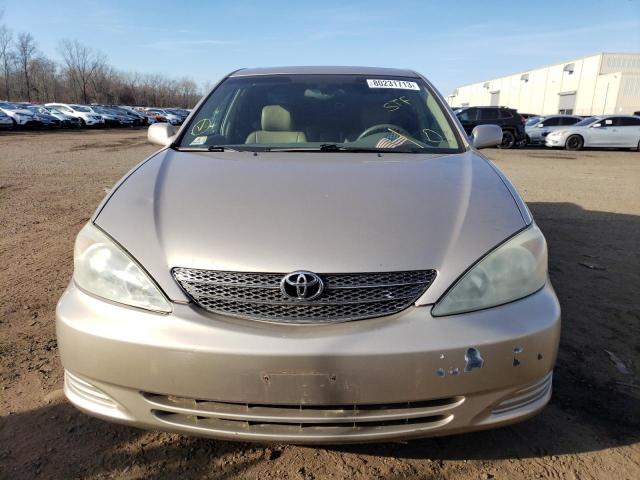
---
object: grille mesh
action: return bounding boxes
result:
[173,269,436,324]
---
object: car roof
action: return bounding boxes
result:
[230,66,419,77]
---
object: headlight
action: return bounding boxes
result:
[432,225,547,316]
[73,223,171,313]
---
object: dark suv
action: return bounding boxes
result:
[454,106,526,149]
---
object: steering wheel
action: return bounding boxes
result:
[356,124,412,141]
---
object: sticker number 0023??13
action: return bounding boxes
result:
[367,79,420,90]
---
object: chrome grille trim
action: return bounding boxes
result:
[172,269,436,324]
[492,372,553,415]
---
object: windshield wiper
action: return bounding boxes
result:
[318,144,411,153]
[260,145,382,152]
[173,145,237,152]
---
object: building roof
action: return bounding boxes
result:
[230,66,419,77]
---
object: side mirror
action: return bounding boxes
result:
[470,124,502,149]
[591,123,601,128]
[536,123,544,128]
[148,122,177,147]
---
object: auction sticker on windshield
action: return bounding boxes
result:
[367,79,420,90]
[190,136,207,146]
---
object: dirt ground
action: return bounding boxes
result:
[1,129,638,479]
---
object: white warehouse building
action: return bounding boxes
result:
[447,52,640,116]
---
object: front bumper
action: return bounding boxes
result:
[56,283,561,444]
[545,137,564,147]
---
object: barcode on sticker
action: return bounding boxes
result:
[367,79,420,90]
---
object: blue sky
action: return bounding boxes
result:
[1,0,639,95]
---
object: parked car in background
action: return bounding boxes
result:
[24,105,62,129]
[90,106,134,127]
[164,108,189,122]
[525,116,542,127]
[454,106,526,149]
[526,115,582,145]
[0,102,41,128]
[57,66,560,444]
[41,106,83,128]
[545,115,640,150]
[105,106,149,126]
[142,110,169,123]
[145,108,182,125]
[45,103,104,127]
[0,109,13,129]
[144,113,157,124]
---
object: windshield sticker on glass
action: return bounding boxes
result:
[383,96,411,112]
[191,118,213,136]
[190,136,207,146]
[367,79,420,90]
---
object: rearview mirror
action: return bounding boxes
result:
[470,124,502,149]
[148,122,177,147]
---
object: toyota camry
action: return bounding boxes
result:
[56,66,560,444]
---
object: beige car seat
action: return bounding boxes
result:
[245,105,307,143]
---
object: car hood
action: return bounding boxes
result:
[95,149,527,304]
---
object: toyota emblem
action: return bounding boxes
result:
[280,271,324,300]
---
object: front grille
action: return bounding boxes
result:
[143,393,461,441]
[172,269,436,324]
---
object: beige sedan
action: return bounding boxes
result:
[57,66,560,443]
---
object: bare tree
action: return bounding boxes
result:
[29,56,58,102]
[0,19,201,107]
[59,39,105,103]
[15,32,37,101]
[0,25,12,100]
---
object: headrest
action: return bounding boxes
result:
[261,105,292,131]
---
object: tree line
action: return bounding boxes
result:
[0,18,201,108]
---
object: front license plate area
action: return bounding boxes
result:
[260,372,358,405]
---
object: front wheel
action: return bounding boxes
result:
[498,130,516,149]
[566,135,583,151]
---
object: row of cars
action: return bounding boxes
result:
[525,114,640,151]
[0,102,191,130]
[453,106,640,150]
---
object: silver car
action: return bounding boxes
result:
[57,66,560,444]
[526,114,581,145]
[545,115,640,150]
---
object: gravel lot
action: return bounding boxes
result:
[1,130,638,479]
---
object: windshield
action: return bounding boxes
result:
[179,74,462,153]
[574,116,597,126]
[525,117,541,126]
[71,105,91,112]
[0,103,21,110]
